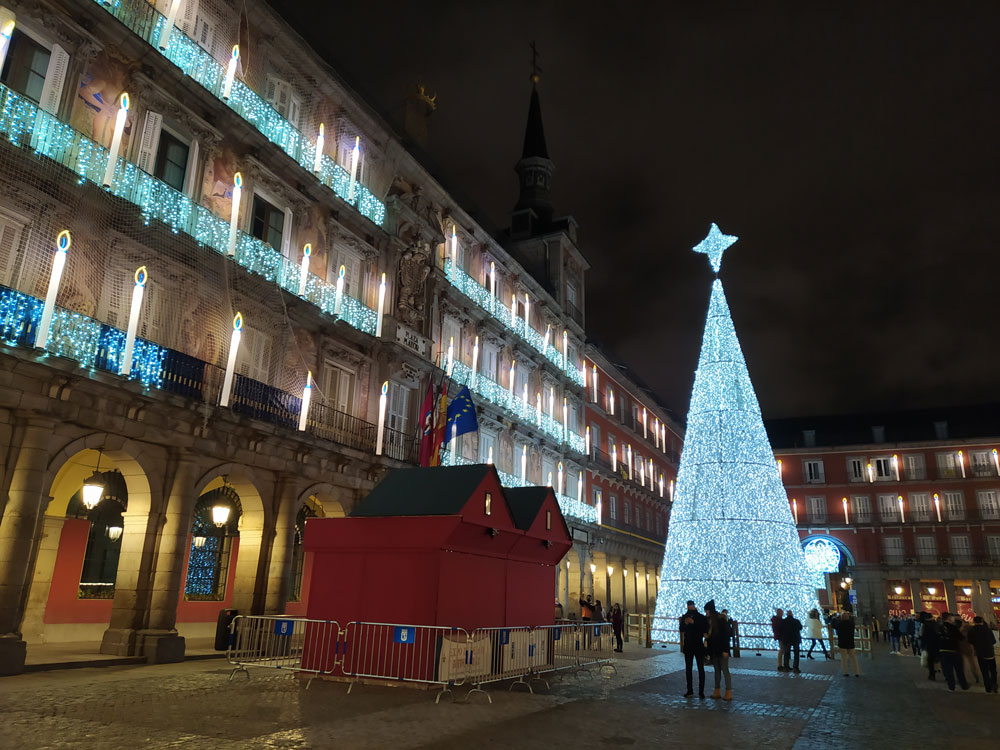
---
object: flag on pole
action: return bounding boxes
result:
[429,381,449,466]
[417,381,436,466]
[445,386,478,443]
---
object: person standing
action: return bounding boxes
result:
[580,594,595,622]
[679,599,708,698]
[889,615,902,654]
[593,600,606,623]
[937,613,970,692]
[968,616,998,694]
[871,616,881,644]
[705,600,733,701]
[919,611,940,681]
[610,603,624,653]
[909,615,920,656]
[958,619,982,685]
[781,610,803,673]
[806,608,831,660]
[771,608,786,671]
[834,607,861,677]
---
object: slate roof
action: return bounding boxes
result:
[503,486,550,531]
[521,86,549,160]
[350,464,495,517]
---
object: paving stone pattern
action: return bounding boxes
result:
[0,645,996,749]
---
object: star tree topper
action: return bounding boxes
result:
[693,223,739,273]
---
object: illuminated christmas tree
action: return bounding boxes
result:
[653,224,817,639]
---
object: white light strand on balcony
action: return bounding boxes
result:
[102,92,129,187]
[313,123,325,174]
[334,264,345,315]
[120,266,147,376]
[375,272,386,337]
[0,12,15,71]
[35,230,70,350]
[375,381,387,455]
[298,371,312,431]
[446,337,454,377]
[348,136,360,203]
[219,312,242,407]
[471,336,479,387]
[298,244,311,296]
[222,45,239,100]
[227,171,242,256]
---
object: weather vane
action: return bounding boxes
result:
[530,40,542,83]
[692,223,738,274]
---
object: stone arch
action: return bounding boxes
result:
[193,463,270,534]
[297,481,352,518]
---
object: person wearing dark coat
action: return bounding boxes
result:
[679,599,708,698]
[968,616,998,693]
[705,600,733,701]
[919,611,940,681]
[834,608,861,676]
[610,603,624,653]
[937,613,970,691]
[780,610,803,672]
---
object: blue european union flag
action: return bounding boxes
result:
[445,385,478,442]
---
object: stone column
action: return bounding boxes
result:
[138,457,198,663]
[622,560,635,613]
[560,557,570,615]
[0,419,54,676]
[231,525,271,615]
[566,558,579,617]
[608,556,624,611]
[637,562,649,614]
[943,579,958,616]
[592,550,608,612]
[908,578,923,615]
[583,549,595,600]
[264,479,301,614]
[974,580,996,626]
[19,515,65,643]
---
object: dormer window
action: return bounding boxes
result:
[485,493,492,516]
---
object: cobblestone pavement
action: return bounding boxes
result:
[0,643,996,749]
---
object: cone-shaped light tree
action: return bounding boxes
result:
[653,224,818,639]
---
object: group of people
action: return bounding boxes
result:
[771,606,861,676]
[679,599,735,700]
[914,612,997,693]
[571,595,625,652]
[872,614,921,655]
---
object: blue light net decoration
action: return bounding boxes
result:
[653,225,818,641]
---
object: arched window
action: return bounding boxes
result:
[184,486,241,601]
[68,470,127,600]
[288,504,316,602]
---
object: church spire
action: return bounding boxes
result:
[513,42,555,228]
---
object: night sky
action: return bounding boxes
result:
[271,1,1000,420]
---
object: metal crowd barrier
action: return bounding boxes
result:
[226,616,617,703]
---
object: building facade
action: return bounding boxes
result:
[0,0,677,673]
[770,411,1000,626]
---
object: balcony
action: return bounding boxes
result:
[794,507,1000,527]
[443,260,584,387]
[90,0,385,226]
[0,81,379,338]
[566,299,584,328]
[590,448,667,501]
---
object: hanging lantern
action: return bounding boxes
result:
[106,525,123,542]
[81,477,104,510]
[193,535,207,548]
[212,504,231,527]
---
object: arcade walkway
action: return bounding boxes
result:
[0,641,995,748]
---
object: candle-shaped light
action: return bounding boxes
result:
[522,382,528,406]
[892,454,900,481]
[297,243,311,297]
[957,450,966,478]
[0,13,14,74]
[446,336,454,377]
[222,45,239,100]
[298,371,312,431]
[521,444,527,484]
[375,381,388,455]
[867,462,875,483]
[548,471,553,488]
[993,448,1000,475]
[334,264,345,315]
[842,497,850,524]
[660,423,666,453]
[562,329,568,369]
[450,422,457,463]
[120,266,148,376]
[627,444,633,477]
[654,418,660,448]
[489,261,496,298]
[487,445,494,464]
[934,493,942,522]
[508,360,516,398]
[548,386,554,417]
[658,474,664,497]
[535,392,542,426]
[313,123,325,174]
[649,458,654,490]
[471,335,479,387]
[596,493,602,525]
[611,444,618,472]
[219,312,243,407]
[897,495,905,523]
[158,0,181,50]
[35,230,71,350]
[791,498,798,524]
[608,387,615,415]
[642,407,648,438]
[638,458,645,485]
[557,462,564,495]
[375,271,386,337]
[543,323,551,352]
[777,459,783,479]
[227,171,243,256]
[669,478,675,501]
[347,136,361,202]
[591,364,598,402]
[562,396,569,439]
[524,293,530,330]
[449,225,458,271]
[577,472,583,503]
[511,293,517,323]
[585,426,591,454]
[102,92,129,188]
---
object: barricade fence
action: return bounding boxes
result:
[226,616,617,702]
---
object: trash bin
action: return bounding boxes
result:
[215,607,238,651]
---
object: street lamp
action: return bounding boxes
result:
[893,585,903,595]
[81,452,105,510]
[212,504,231,527]
[962,586,972,596]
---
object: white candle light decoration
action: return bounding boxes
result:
[791,498,798,523]
[577,472,583,503]
[227,171,242,256]
[993,449,1000,475]
[777,459,782,479]
[521,445,527,484]
[524,293,530,330]
[347,135,361,202]
[449,225,458,270]
[451,422,457,463]
[892,454,900,481]
[222,45,239,100]
[562,397,568,435]
[548,471,553,488]
[638,458,645,485]
[543,323,551,353]
[471,335,479,386]
[654,418,660,448]
[102,92,129,188]
[596,493,602,525]
[627,444,633,477]
[842,497,850,524]
[867,462,875,483]
[649,458,654,490]
[508,360,516,398]
[298,243,311,296]
[487,445,494,464]
[313,123,325,174]
[298,371,312,431]
[957,450,966,478]
[591,364,598,402]
[158,0,181,50]
[585,426,591,454]
[669,479,675,501]
[548,386,554,417]
[446,336,454,377]
[535,392,542,426]
[660,423,666,453]
[219,312,242,407]
[511,293,517,322]
[375,381,388,455]
[934,493,942,522]
[35,230,71,350]
[658,474,664,497]
[608,387,615,415]
[611,444,617,472]
[557,462,564,495]
[120,266,148,376]
[522,383,528,405]
[375,271,386,337]
[642,408,648,438]
[334,264,345,315]
[0,13,15,72]
[897,495,905,523]
[562,329,568,368]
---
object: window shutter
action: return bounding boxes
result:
[339,250,362,298]
[39,43,69,116]
[0,216,23,287]
[135,110,163,174]
[101,267,128,329]
[179,0,199,34]
[288,93,302,130]
[183,137,200,198]
[335,369,352,413]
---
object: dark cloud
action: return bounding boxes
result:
[272,0,1000,419]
